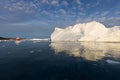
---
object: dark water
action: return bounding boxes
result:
[0,41,120,80]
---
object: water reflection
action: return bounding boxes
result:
[50,42,120,61]
[14,40,26,45]
[15,40,21,45]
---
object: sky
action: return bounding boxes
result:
[0,0,120,38]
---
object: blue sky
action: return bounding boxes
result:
[0,0,120,38]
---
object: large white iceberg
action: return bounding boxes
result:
[51,21,120,42]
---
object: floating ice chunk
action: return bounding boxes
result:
[106,60,120,64]
[51,21,120,42]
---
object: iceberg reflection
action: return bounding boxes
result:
[50,42,120,61]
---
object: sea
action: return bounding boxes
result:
[0,39,120,80]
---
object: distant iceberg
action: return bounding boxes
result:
[29,38,50,41]
[51,21,120,42]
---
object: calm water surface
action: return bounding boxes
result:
[0,40,120,80]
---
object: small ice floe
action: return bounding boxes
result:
[29,38,50,41]
[106,60,120,64]
[29,50,34,53]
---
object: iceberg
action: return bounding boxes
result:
[29,38,50,41]
[51,21,120,42]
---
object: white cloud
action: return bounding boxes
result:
[76,0,81,4]
[100,11,110,16]
[61,1,69,6]
[78,12,85,16]
[114,11,120,15]
[10,20,50,28]
[4,0,38,13]
[41,10,55,18]
[76,18,82,23]
[42,0,49,4]
[85,1,100,10]
[58,9,66,15]
[51,0,59,5]
[41,10,51,15]
[95,0,101,6]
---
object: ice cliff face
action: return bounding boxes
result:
[51,21,120,42]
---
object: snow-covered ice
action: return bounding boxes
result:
[51,21,120,42]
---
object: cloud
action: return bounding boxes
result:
[41,10,53,17]
[42,0,49,4]
[103,17,120,27]
[51,0,59,5]
[0,16,6,20]
[61,0,69,6]
[11,20,49,27]
[0,0,120,28]
[75,7,120,27]
[78,12,85,16]
[58,9,66,15]
[100,11,110,16]
[85,0,101,10]
[3,0,38,14]
[114,11,120,15]
[76,0,81,4]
